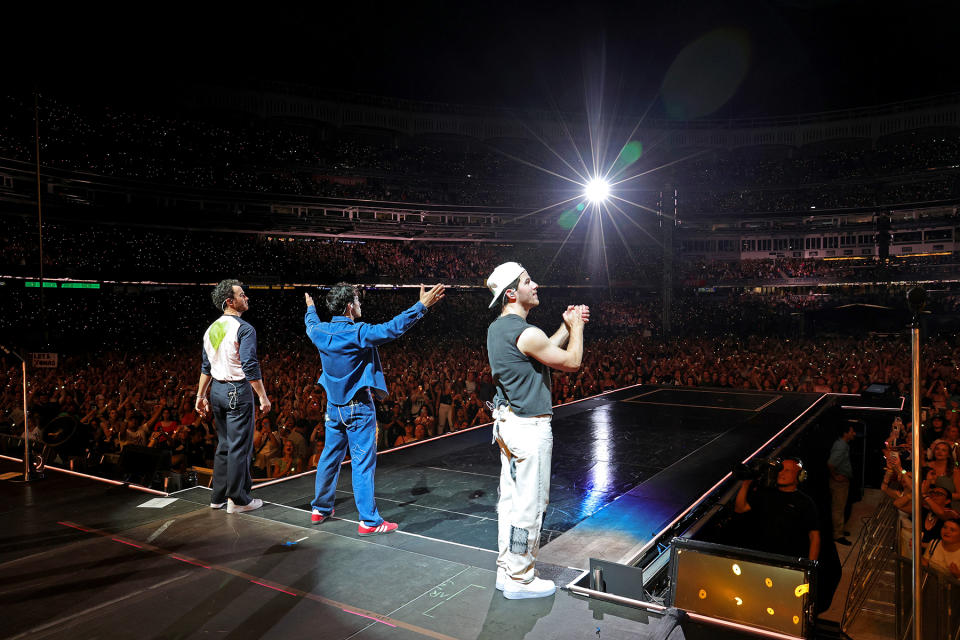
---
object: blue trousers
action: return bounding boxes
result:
[311,392,383,526]
[210,380,255,506]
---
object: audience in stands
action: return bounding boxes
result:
[2,216,960,287]
[2,92,959,213]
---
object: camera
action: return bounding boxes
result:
[733,458,783,489]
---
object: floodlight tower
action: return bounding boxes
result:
[659,184,678,337]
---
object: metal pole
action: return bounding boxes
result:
[910,321,922,640]
[906,286,926,640]
[34,89,45,307]
[21,359,31,481]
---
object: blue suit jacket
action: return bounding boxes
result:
[305,301,426,405]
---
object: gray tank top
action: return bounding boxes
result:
[486,314,553,417]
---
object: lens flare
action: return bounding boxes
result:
[609,141,643,178]
[585,178,610,203]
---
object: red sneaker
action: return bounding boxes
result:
[358,520,398,536]
[311,508,334,524]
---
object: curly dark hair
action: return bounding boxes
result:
[326,283,358,315]
[212,279,243,311]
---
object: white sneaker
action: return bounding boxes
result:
[496,567,506,591]
[227,498,263,514]
[502,576,555,600]
[210,502,226,509]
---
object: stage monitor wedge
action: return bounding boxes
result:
[669,537,816,638]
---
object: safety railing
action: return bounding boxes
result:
[841,495,898,631]
[895,555,960,640]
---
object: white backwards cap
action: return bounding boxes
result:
[485,262,526,309]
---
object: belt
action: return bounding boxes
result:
[489,404,551,445]
[341,388,372,406]
[506,406,552,419]
[213,378,245,384]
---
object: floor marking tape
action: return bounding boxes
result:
[55,520,458,640]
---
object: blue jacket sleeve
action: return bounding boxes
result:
[357,301,427,347]
[305,306,323,345]
[237,322,263,381]
[201,346,211,375]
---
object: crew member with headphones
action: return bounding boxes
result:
[735,457,821,561]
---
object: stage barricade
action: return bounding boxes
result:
[895,548,960,640]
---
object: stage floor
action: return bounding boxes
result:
[1,385,829,639]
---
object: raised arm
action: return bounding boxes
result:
[734,479,753,513]
[517,306,584,373]
[144,403,164,429]
[358,284,445,347]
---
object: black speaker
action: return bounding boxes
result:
[119,445,171,481]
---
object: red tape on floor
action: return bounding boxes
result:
[57,520,455,639]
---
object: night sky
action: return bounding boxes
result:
[10,0,960,118]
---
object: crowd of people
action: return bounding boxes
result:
[2,92,959,213]
[2,282,960,486]
[3,215,960,288]
[0,93,563,208]
[0,216,662,285]
[881,408,960,577]
[679,255,960,285]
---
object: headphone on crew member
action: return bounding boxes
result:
[782,456,808,483]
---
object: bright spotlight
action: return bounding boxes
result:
[584,178,610,203]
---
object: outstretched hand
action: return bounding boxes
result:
[305,292,315,307]
[419,283,446,308]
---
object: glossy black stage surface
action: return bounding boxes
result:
[1,386,829,639]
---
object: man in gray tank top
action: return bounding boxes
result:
[485,261,589,599]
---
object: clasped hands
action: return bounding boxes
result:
[563,304,590,327]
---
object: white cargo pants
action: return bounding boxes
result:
[493,407,553,584]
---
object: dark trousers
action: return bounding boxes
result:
[210,380,255,505]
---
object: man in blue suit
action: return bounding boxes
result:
[305,282,445,535]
